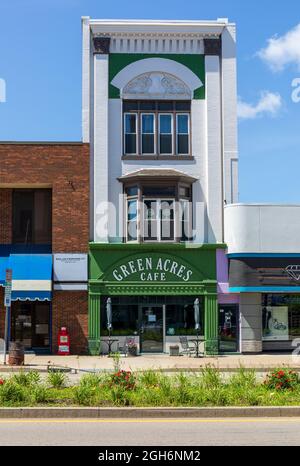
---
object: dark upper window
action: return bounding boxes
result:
[12,189,52,245]
[123,101,191,157]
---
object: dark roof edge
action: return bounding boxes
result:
[0,141,85,145]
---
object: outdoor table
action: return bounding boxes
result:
[102,338,119,355]
[190,338,204,358]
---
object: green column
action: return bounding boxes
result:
[204,293,219,355]
[88,293,100,355]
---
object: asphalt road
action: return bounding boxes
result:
[0,418,299,446]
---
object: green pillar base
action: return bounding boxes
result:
[88,293,100,355]
[205,338,219,356]
[88,339,100,356]
[204,291,219,356]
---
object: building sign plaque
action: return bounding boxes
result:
[229,257,300,288]
[110,256,194,282]
[53,254,88,283]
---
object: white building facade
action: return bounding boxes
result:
[225,204,300,353]
[82,18,239,355]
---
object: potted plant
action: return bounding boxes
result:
[127,339,138,357]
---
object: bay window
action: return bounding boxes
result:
[143,199,175,242]
[124,180,193,243]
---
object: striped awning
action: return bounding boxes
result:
[0,254,10,287]
[9,254,52,301]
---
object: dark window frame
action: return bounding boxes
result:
[12,188,52,245]
[124,181,193,243]
[123,100,192,158]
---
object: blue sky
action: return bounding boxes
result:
[0,0,300,203]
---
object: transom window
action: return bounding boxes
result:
[123,101,191,157]
[124,183,192,243]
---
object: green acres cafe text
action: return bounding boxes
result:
[112,257,193,282]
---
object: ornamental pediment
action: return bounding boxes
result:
[122,72,191,100]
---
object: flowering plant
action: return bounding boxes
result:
[110,370,135,390]
[264,369,299,390]
[127,339,138,356]
[127,338,137,349]
[0,379,5,386]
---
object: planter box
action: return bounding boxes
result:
[169,345,180,356]
[128,346,138,357]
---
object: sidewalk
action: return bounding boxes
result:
[3,353,299,373]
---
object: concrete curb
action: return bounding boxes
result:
[0,406,300,418]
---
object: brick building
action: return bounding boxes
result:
[0,143,89,354]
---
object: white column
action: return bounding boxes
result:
[94,53,109,242]
[205,55,223,244]
[222,25,238,204]
[81,16,90,143]
[108,99,123,241]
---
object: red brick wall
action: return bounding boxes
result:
[0,289,88,355]
[0,143,90,354]
[52,291,88,355]
[0,189,12,244]
[0,143,89,253]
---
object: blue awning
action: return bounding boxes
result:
[9,254,52,301]
[0,254,10,287]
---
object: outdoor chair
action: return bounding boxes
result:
[118,337,133,357]
[179,336,197,357]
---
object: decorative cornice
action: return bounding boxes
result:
[93,32,219,39]
[89,284,207,296]
[89,243,227,251]
[204,38,222,56]
[89,279,217,296]
[93,37,111,54]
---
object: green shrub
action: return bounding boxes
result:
[139,370,161,387]
[158,375,172,399]
[47,370,68,389]
[12,370,40,387]
[200,365,222,388]
[110,352,121,372]
[205,386,232,406]
[32,385,49,404]
[73,384,96,406]
[173,372,194,405]
[110,387,132,406]
[0,381,30,403]
[229,367,257,389]
[264,369,300,391]
[80,373,102,388]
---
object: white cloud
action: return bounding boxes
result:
[258,23,300,71]
[237,91,282,120]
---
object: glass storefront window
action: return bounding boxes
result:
[11,301,50,349]
[262,294,300,340]
[101,297,139,336]
[166,300,203,336]
[218,304,239,352]
[100,296,204,337]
